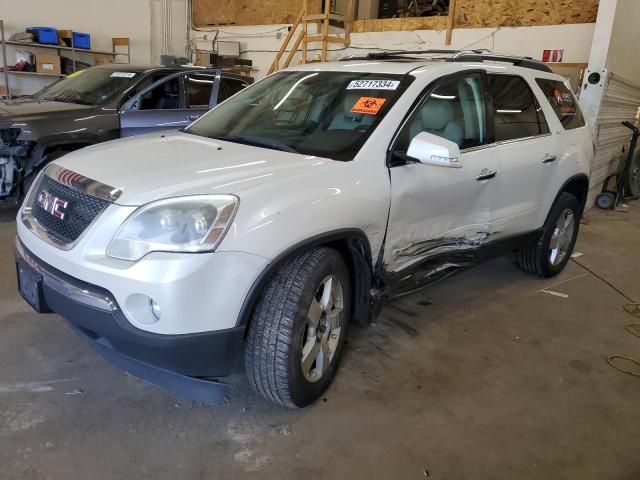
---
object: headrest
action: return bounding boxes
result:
[420,99,454,130]
[164,81,178,94]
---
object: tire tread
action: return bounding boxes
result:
[245,247,335,408]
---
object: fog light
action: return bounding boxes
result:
[150,299,161,320]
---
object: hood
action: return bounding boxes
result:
[0,98,94,123]
[54,131,336,205]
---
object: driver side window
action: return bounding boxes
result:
[396,73,487,152]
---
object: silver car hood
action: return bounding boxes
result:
[53,131,330,206]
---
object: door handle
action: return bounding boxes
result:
[542,154,557,163]
[476,168,497,181]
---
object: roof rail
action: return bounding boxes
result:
[447,52,552,73]
[339,49,488,61]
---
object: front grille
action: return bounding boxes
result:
[30,174,111,245]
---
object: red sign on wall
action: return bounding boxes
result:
[542,49,564,62]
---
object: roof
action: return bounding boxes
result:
[90,64,252,81]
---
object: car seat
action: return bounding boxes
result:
[328,92,376,130]
[409,99,463,146]
[154,80,180,110]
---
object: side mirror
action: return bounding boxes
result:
[407,132,461,168]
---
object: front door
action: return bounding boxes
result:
[384,71,499,275]
[119,69,221,137]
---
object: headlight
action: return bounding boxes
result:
[107,195,238,261]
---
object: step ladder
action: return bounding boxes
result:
[268,0,354,75]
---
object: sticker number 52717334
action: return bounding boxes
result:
[347,80,400,90]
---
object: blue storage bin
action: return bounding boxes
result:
[72,32,91,50]
[27,27,59,45]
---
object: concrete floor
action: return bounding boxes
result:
[1,204,640,480]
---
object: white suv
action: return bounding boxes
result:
[15,52,592,408]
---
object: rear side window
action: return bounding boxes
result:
[218,78,247,103]
[186,73,215,108]
[488,75,549,142]
[535,79,586,130]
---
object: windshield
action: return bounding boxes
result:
[35,68,141,106]
[186,71,413,161]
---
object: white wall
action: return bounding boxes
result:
[606,0,640,81]
[0,0,153,94]
[191,23,596,80]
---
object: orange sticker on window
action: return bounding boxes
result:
[351,97,386,115]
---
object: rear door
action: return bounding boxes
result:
[216,76,250,104]
[119,69,221,137]
[486,74,555,237]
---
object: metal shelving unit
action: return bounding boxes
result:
[0,19,130,99]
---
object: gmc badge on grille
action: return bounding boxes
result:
[37,190,69,220]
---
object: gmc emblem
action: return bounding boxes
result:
[36,190,69,220]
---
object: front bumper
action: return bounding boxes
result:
[15,238,245,404]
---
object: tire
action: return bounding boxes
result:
[518,192,580,278]
[595,192,616,210]
[245,247,351,408]
[625,150,640,198]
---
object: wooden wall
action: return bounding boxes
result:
[194,0,599,29]
[454,0,599,28]
[192,0,321,27]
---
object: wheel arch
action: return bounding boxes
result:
[235,228,375,331]
[551,174,590,217]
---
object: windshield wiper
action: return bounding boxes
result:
[213,135,299,154]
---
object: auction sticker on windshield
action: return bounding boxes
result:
[347,80,400,90]
[110,72,137,78]
[351,96,386,115]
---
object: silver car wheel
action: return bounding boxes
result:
[301,275,344,383]
[549,208,575,266]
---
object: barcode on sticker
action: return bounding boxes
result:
[347,80,400,90]
[111,72,137,78]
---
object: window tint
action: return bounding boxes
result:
[535,78,586,130]
[488,75,549,142]
[218,78,247,103]
[139,77,181,110]
[395,72,487,151]
[186,73,215,108]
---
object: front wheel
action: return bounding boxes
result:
[245,247,351,408]
[518,192,580,278]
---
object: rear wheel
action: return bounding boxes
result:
[245,247,351,408]
[518,192,580,278]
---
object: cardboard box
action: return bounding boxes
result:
[95,56,114,65]
[58,29,73,40]
[36,54,61,75]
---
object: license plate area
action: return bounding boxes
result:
[16,261,50,313]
